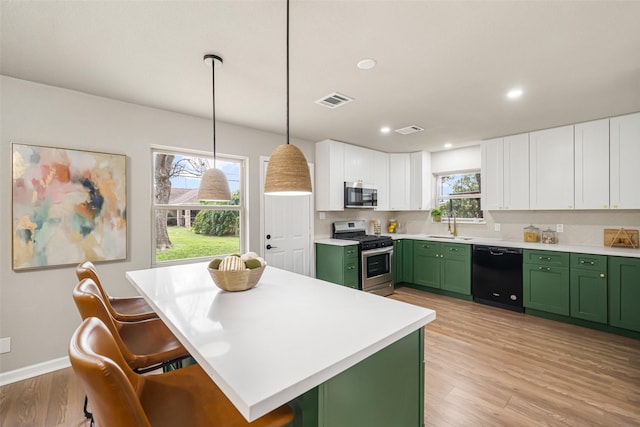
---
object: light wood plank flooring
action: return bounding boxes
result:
[1,287,639,426]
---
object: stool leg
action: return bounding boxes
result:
[83,395,93,419]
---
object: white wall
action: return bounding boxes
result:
[0,76,314,374]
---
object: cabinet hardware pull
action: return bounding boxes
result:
[538,266,551,271]
[539,256,551,260]
[600,273,605,278]
[449,248,458,251]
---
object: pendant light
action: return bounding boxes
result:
[198,54,231,201]
[264,0,312,195]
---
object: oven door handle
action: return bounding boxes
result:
[362,246,393,256]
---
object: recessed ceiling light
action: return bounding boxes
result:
[507,88,523,99]
[380,126,391,134]
[357,58,377,70]
[444,142,453,148]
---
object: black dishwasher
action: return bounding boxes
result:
[472,245,523,312]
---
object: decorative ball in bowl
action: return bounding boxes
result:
[207,252,267,292]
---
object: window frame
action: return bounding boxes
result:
[150,145,247,266]
[434,169,485,224]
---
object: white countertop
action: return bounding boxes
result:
[315,238,358,246]
[315,235,640,258]
[126,263,435,422]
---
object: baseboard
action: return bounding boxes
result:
[0,356,70,386]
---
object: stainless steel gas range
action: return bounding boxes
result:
[333,220,394,296]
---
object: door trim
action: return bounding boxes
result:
[260,156,315,277]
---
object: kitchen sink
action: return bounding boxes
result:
[425,235,473,241]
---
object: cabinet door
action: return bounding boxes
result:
[413,241,440,288]
[503,133,530,210]
[523,264,570,315]
[373,151,389,211]
[409,151,431,210]
[529,125,574,210]
[609,256,640,332]
[315,244,358,288]
[392,240,403,284]
[610,112,640,209]
[481,137,504,211]
[570,268,607,324]
[575,119,610,209]
[402,239,414,284]
[389,153,411,210]
[315,140,344,211]
[344,144,374,184]
[441,255,471,295]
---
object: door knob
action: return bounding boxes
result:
[266,244,277,250]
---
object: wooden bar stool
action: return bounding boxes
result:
[70,317,294,427]
[76,261,157,322]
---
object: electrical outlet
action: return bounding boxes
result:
[556,224,564,233]
[494,223,501,232]
[319,212,326,220]
[0,337,11,354]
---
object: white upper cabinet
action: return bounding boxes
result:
[610,112,640,209]
[481,137,504,211]
[481,133,529,211]
[388,153,411,210]
[575,119,610,209]
[315,139,345,211]
[409,151,432,210]
[529,125,575,210]
[343,144,374,184]
[373,151,390,211]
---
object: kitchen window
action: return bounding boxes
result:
[152,147,246,265]
[436,171,484,222]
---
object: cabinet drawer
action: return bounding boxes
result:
[344,261,359,288]
[442,243,470,260]
[344,246,359,261]
[524,249,569,267]
[570,253,606,271]
[413,240,438,257]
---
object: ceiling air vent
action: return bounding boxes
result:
[315,92,354,109]
[394,125,424,135]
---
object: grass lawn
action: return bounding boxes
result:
[155,226,240,261]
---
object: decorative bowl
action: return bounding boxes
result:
[208,265,266,292]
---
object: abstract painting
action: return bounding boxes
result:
[12,143,127,270]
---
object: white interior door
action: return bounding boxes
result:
[261,158,314,276]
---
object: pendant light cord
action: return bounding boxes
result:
[286,0,290,145]
[212,61,217,168]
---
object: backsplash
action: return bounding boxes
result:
[316,209,640,248]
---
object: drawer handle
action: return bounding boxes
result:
[600,273,605,278]
[422,245,430,248]
[539,256,551,261]
[538,267,551,271]
[579,260,595,265]
[449,248,459,252]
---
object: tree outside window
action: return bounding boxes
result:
[436,171,483,220]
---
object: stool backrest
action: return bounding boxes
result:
[72,278,136,365]
[69,317,150,427]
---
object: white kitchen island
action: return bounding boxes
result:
[126,262,436,426]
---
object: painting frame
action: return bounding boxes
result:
[12,143,127,271]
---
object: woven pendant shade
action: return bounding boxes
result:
[198,167,231,201]
[264,144,312,195]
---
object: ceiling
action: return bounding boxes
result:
[2,1,640,153]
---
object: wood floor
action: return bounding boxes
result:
[1,287,639,426]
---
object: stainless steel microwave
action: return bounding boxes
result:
[344,182,377,208]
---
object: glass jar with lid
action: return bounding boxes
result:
[542,228,557,244]
[524,225,540,242]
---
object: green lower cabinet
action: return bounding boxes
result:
[393,239,414,284]
[412,241,471,296]
[609,256,640,332]
[523,250,570,316]
[315,243,359,289]
[570,254,607,324]
[293,329,424,427]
